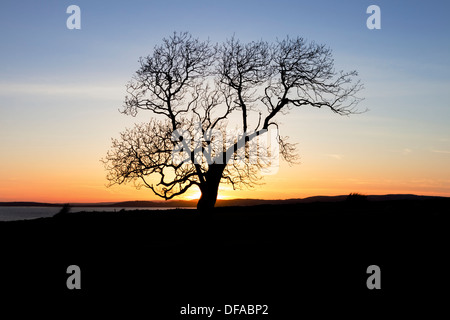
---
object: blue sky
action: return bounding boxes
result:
[1,0,450,201]
[2,0,449,81]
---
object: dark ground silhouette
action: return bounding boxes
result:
[0,198,448,318]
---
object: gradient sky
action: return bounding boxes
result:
[1,0,449,202]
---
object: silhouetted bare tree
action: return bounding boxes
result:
[103,32,363,210]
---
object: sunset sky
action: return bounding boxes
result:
[1,0,449,203]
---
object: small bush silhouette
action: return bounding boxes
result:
[346,193,368,203]
[58,203,71,215]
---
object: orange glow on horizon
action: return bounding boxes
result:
[183,187,231,201]
[1,138,450,203]
[1,184,449,204]
[1,162,450,203]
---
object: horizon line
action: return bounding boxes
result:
[1,193,448,206]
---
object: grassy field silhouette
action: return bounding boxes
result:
[0,197,448,318]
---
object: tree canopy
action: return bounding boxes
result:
[103,32,363,210]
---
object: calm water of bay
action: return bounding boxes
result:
[0,207,192,222]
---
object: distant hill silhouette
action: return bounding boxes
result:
[0,201,61,207]
[1,194,446,208]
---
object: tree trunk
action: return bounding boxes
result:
[196,164,224,211]
[197,186,219,211]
